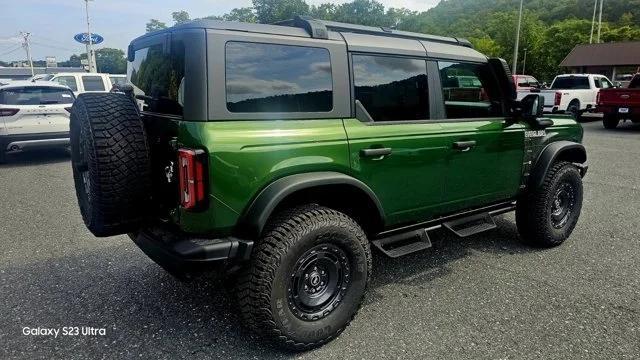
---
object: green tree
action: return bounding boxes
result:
[252,0,309,23]
[537,19,592,81]
[146,19,167,32]
[95,48,127,74]
[172,11,191,24]
[224,7,257,22]
[469,36,502,57]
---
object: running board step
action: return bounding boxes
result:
[442,212,496,237]
[372,228,432,258]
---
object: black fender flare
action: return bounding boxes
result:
[236,172,385,238]
[530,141,587,189]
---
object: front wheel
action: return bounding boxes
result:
[516,161,583,247]
[235,205,371,350]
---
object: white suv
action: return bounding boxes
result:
[0,81,75,163]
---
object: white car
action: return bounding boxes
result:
[539,74,614,117]
[0,81,75,163]
[49,72,115,96]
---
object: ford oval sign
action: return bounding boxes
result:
[74,33,104,45]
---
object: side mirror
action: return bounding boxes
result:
[517,94,553,128]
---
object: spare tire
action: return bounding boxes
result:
[70,93,152,237]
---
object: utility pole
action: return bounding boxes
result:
[512,0,524,75]
[20,31,34,76]
[522,48,528,75]
[589,0,598,43]
[84,0,96,72]
[596,0,604,43]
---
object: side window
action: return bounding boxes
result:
[82,76,106,91]
[128,40,185,116]
[601,78,613,89]
[53,76,78,92]
[352,54,428,122]
[594,77,602,88]
[225,42,332,113]
[438,61,503,119]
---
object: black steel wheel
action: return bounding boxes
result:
[235,205,371,350]
[516,161,583,247]
[288,243,350,321]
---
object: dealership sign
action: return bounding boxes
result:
[74,33,104,45]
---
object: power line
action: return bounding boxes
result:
[31,41,76,52]
[0,45,22,57]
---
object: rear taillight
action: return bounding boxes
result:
[0,108,19,116]
[65,107,72,113]
[554,92,562,106]
[177,148,208,211]
[596,91,601,105]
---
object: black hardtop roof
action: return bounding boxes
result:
[131,16,472,49]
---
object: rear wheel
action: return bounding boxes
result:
[235,205,371,350]
[516,161,583,247]
[603,114,619,129]
[567,100,581,120]
[70,93,152,237]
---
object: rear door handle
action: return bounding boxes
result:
[360,147,392,158]
[452,140,476,151]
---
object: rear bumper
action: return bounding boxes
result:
[131,225,253,280]
[1,132,69,153]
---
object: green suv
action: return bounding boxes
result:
[70,17,587,350]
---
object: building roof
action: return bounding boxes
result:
[560,41,640,67]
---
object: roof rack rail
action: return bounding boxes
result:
[276,16,473,48]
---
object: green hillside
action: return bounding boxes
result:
[149,0,640,81]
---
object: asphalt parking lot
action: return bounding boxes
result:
[1,120,639,359]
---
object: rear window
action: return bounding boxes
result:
[225,42,333,113]
[0,87,75,105]
[53,76,78,92]
[551,77,590,90]
[128,41,185,116]
[82,76,106,91]
[109,76,127,86]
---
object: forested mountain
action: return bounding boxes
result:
[148,0,640,81]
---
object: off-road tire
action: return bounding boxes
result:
[603,114,619,129]
[70,92,151,237]
[516,161,583,247]
[235,204,371,350]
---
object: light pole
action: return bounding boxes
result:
[589,0,598,43]
[596,0,604,43]
[20,31,34,76]
[512,0,524,75]
[522,48,528,75]
[84,0,96,72]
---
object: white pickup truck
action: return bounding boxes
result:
[539,74,614,117]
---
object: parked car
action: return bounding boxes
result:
[596,73,640,129]
[27,73,55,82]
[0,81,75,163]
[69,17,587,350]
[513,74,541,100]
[49,72,113,96]
[539,74,614,118]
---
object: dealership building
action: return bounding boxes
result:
[560,41,640,86]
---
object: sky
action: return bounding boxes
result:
[0,0,439,63]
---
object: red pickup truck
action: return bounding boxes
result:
[596,73,640,129]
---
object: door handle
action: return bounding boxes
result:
[452,140,476,151]
[360,147,392,158]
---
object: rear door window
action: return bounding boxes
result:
[82,76,106,91]
[128,40,185,116]
[0,87,75,105]
[352,54,428,122]
[53,76,78,92]
[225,42,333,113]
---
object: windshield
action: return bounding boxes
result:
[0,87,75,105]
[551,77,590,90]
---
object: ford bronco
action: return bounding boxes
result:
[69,17,587,350]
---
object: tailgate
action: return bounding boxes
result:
[599,89,640,107]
